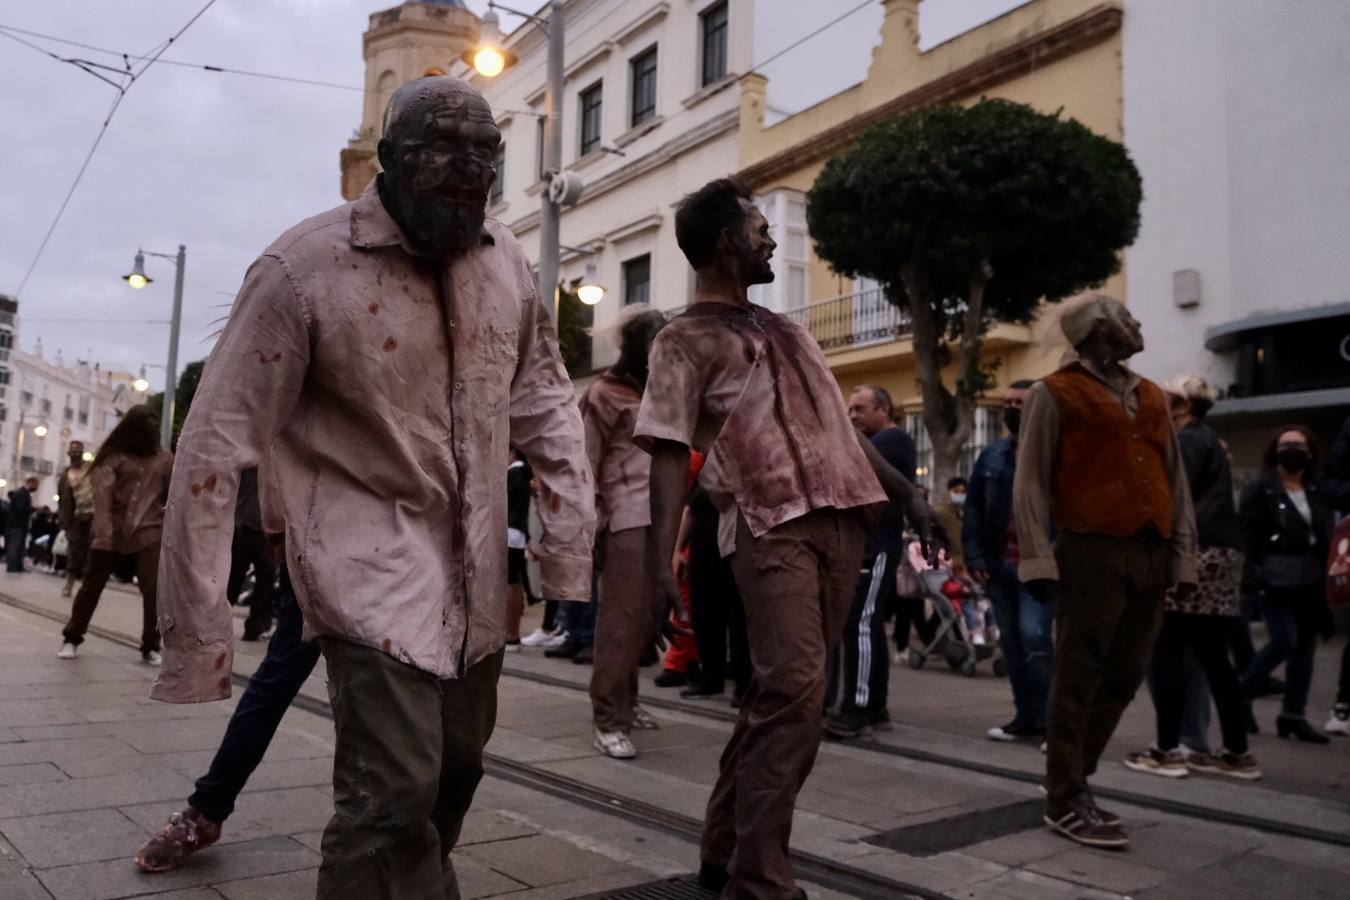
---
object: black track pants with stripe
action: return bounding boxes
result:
[828,550,897,715]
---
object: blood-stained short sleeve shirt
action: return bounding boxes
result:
[635,302,885,538]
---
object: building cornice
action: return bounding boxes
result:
[738,4,1123,190]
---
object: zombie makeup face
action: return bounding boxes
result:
[377,77,502,260]
[724,201,776,288]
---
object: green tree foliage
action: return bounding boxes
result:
[148,359,204,449]
[557,285,594,377]
[806,98,1142,490]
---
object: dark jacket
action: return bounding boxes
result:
[1238,470,1332,593]
[867,426,917,560]
[963,437,1015,572]
[507,460,533,535]
[1178,420,1242,549]
[6,488,33,530]
[1318,414,1350,515]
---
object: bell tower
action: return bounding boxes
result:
[339,0,481,200]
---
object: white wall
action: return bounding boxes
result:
[1124,0,1350,387]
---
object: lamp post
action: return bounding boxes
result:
[124,245,186,449]
[467,1,566,323]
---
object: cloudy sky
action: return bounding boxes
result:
[0,0,1021,390]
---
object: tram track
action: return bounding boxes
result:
[0,593,941,900]
[496,663,1350,850]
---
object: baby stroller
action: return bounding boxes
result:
[907,570,1005,677]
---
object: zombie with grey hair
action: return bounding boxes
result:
[148,76,595,898]
[1013,294,1197,849]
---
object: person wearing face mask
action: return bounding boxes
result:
[1238,426,1333,743]
[964,380,1055,744]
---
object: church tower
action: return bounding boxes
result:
[339,0,481,200]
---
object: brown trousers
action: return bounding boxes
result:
[64,516,93,579]
[591,526,657,733]
[1045,530,1167,815]
[702,509,866,900]
[62,545,160,654]
[318,638,503,900]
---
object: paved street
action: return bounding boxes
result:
[1,570,1348,900]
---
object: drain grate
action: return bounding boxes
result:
[864,798,1044,857]
[579,875,719,900]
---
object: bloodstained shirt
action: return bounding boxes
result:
[151,181,595,704]
[580,372,651,534]
[634,301,885,536]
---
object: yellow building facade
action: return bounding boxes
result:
[736,0,1126,478]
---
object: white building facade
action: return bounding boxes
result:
[1,343,132,505]
[1123,0,1350,468]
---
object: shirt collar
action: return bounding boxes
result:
[349,177,495,253]
[1069,360,1142,397]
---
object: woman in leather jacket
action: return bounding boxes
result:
[1238,425,1333,742]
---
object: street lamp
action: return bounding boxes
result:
[33,425,48,438]
[123,246,186,449]
[468,1,566,323]
[133,364,151,394]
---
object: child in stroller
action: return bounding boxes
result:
[901,539,1004,677]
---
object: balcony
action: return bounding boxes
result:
[782,286,911,351]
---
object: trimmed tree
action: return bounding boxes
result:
[806,97,1142,493]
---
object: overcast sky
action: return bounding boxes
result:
[0,0,1021,390]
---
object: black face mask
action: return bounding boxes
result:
[1276,446,1310,473]
[1003,407,1022,437]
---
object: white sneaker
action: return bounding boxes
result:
[541,631,567,648]
[57,642,77,660]
[520,628,553,647]
[632,705,659,730]
[142,650,162,666]
[1326,703,1350,736]
[593,727,636,759]
[894,649,909,664]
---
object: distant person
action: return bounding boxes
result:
[826,384,917,739]
[58,405,173,664]
[1239,425,1333,743]
[57,440,96,597]
[225,467,276,641]
[964,379,1055,744]
[1318,413,1350,736]
[504,447,534,648]
[5,476,39,573]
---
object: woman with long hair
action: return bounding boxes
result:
[58,405,174,664]
[1239,425,1334,742]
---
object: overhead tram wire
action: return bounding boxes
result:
[7,0,219,299]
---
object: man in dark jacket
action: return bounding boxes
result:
[964,380,1054,743]
[826,385,918,738]
[6,477,38,573]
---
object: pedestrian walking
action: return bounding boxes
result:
[825,385,918,739]
[964,380,1055,744]
[5,476,38,573]
[638,177,932,899]
[148,76,595,900]
[1014,294,1197,850]
[1123,375,1260,780]
[1318,413,1350,736]
[585,310,669,759]
[504,447,533,649]
[56,440,95,597]
[225,467,276,641]
[1239,425,1333,743]
[58,405,173,664]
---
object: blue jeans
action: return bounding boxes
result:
[557,599,596,646]
[189,570,321,822]
[6,526,27,572]
[986,563,1054,729]
[1243,586,1320,718]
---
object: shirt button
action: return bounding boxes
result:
[454,382,463,390]
[448,319,457,328]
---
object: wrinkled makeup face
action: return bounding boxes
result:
[737,203,777,286]
[1103,302,1145,356]
[384,91,501,259]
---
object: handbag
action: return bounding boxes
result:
[1259,552,1323,591]
[1327,516,1350,608]
[53,531,69,558]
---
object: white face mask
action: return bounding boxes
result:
[949,492,966,506]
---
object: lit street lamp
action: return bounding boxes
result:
[467,1,567,323]
[124,245,186,449]
[33,425,48,438]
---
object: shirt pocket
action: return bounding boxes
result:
[467,323,519,412]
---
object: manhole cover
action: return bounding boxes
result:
[864,798,1044,856]
[579,874,718,900]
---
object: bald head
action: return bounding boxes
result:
[376,76,501,259]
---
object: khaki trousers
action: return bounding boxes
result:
[1045,530,1167,815]
[318,639,503,900]
[701,509,866,900]
[591,526,657,733]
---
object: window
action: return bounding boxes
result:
[20,390,31,407]
[79,412,88,426]
[630,47,658,127]
[0,406,6,422]
[489,142,505,206]
[904,407,1002,490]
[63,407,73,422]
[0,370,9,385]
[700,2,728,87]
[579,82,603,157]
[40,399,51,415]
[623,255,652,306]
[0,332,12,348]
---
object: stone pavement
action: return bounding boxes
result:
[1,570,1348,899]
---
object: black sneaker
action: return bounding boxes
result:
[653,668,688,688]
[571,646,594,665]
[987,720,1044,742]
[545,641,583,659]
[681,681,724,699]
[698,861,730,892]
[824,710,872,739]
